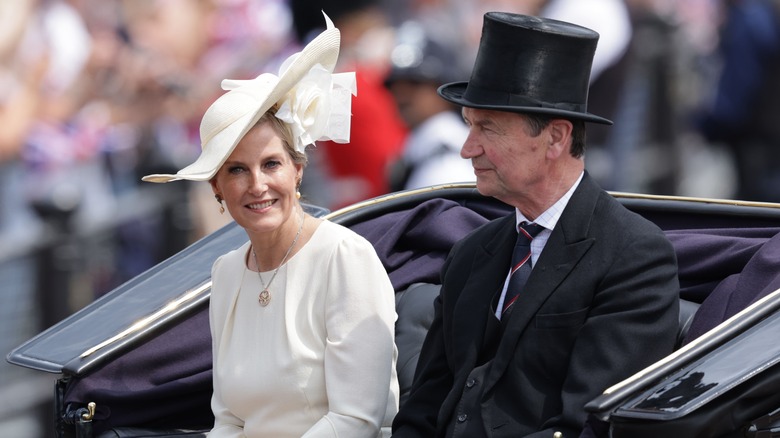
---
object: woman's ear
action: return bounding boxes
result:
[295,164,304,185]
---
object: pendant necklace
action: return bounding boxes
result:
[252,210,305,306]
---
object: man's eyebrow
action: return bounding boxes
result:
[472,117,496,129]
[460,109,469,124]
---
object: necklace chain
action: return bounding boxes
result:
[252,209,305,306]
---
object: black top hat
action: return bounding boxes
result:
[438,12,612,125]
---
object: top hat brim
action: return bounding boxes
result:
[438,82,612,125]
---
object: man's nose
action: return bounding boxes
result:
[460,132,481,159]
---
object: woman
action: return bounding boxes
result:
[143,14,399,437]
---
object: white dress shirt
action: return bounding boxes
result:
[495,172,584,318]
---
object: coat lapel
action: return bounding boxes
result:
[450,215,517,368]
[483,175,602,391]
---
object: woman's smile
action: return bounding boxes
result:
[247,199,276,211]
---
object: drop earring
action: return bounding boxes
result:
[295,180,302,200]
[215,194,225,214]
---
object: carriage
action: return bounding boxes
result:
[8,184,780,437]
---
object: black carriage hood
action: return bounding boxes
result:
[6,203,329,376]
[6,221,247,376]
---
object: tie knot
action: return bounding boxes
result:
[518,222,544,241]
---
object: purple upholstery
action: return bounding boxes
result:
[675,228,780,343]
[351,198,506,291]
[63,308,214,433]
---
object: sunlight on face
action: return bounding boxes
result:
[210,122,302,236]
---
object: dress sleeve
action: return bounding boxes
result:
[207,255,245,438]
[302,233,399,438]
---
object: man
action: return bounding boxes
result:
[391,12,680,438]
[696,0,780,202]
[384,21,474,191]
[289,0,407,209]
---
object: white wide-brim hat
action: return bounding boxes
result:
[143,12,355,183]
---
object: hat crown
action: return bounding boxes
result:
[199,74,278,148]
[141,12,353,183]
[437,12,612,125]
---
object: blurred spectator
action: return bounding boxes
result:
[694,0,780,202]
[115,0,296,239]
[1,0,298,281]
[1,0,117,252]
[0,0,43,162]
[542,0,635,191]
[384,21,474,191]
[541,0,633,82]
[115,0,226,245]
[399,0,473,72]
[290,0,407,209]
[0,0,47,247]
[585,0,689,194]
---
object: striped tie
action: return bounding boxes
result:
[503,222,544,315]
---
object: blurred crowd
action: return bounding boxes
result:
[1,0,779,298]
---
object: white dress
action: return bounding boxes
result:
[208,220,399,438]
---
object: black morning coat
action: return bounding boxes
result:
[392,173,680,437]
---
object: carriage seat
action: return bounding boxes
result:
[393,282,699,405]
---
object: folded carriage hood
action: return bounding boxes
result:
[6,221,248,375]
[587,287,780,419]
[6,203,330,376]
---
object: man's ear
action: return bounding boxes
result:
[546,119,574,159]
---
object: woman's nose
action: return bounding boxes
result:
[248,171,268,194]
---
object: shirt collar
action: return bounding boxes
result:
[515,171,584,231]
